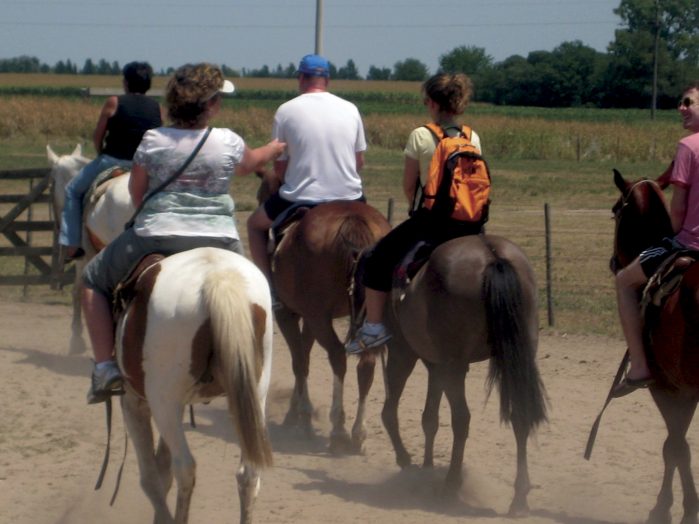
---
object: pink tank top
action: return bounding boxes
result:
[671,132,699,250]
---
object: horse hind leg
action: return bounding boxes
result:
[350,350,378,454]
[422,363,443,468]
[68,266,87,354]
[121,393,174,524]
[276,310,315,434]
[648,390,698,524]
[508,411,532,517]
[440,365,470,498]
[311,318,353,454]
[381,343,419,469]
[149,403,194,524]
[236,461,261,524]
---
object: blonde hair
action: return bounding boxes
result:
[166,63,225,127]
[422,73,473,115]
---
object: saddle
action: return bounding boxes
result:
[390,240,436,304]
[112,253,165,317]
[642,249,699,340]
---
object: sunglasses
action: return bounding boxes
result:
[678,97,697,109]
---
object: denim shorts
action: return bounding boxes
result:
[82,228,243,297]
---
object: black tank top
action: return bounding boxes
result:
[102,94,162,160]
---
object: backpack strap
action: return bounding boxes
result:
[423,122,472,142]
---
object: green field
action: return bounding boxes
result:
[0,74,686,338]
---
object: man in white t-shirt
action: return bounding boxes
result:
[247,54,367,291]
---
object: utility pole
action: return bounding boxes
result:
[315,0,324,55]
[651,0,660,120]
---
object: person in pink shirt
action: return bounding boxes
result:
[613,82,699,397]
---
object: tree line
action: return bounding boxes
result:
[2,0,697,110]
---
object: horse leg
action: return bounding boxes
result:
[422,362,443,469]
[350,350,377,454]
[276,310,315,434]
[150,402,194,524]
[236,461,261,524]
[381,342,419,469]
[121,393,174,524]
[440,364,470,499]
[508,411,532,517]
[155,436,173,496]
[310,317,352,453]
[648,389,698,524]
[68,265,87,354]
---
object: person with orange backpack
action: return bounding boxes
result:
[346,73,489,354]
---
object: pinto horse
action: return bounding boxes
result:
[117,247,273,524]
[269,199,391,452]
[47,145,133,354]
[380,233,547,515]
[611,168,699,524]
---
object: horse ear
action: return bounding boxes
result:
[613,169,628,192]
[71,144,82,158]
[656,161,674,190]
[46,145,59,165]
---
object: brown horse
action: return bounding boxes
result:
[380,233,547,515]
[611,168,699,524]
[271,200,391,452]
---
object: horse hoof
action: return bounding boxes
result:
[328,432,353,455]
[646,507,672,524]
[507,501,530,518]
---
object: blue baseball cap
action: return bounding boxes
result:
[296,54,330,77]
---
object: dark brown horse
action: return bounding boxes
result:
[611,168,699,524]
[271,200,391,452]
[380,233,547,515]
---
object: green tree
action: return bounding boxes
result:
[81,58,95,75]
[606,0,699,109]
[366,65,391,80]
[392,58,428,81]
[438,45,493,76]
[337,59,361,80]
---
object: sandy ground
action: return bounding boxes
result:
[1,298,697,524]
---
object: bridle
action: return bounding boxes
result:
[610,178,660,274]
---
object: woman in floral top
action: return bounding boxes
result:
[81,62,285,403]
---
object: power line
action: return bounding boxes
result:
[0,20,619,29]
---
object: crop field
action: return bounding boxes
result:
[0,73,686,338]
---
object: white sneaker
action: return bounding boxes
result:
[87,361,123,404]
[345,323,391,354]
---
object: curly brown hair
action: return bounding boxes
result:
[422,73,473,115]
[166,63,225,127]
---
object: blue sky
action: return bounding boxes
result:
[0,0,622,75]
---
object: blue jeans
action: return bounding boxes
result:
[59,154,132,247]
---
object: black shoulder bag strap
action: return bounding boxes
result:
[124,127,212,230]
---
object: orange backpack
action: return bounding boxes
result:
[420,123,491,223]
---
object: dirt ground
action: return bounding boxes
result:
[1,297,697,524]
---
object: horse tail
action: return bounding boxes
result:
[483,254,547,431]
[203,270,273,468]
[335,213,377,267]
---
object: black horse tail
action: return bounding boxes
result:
[483,255,547,431]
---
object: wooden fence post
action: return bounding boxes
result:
[545,203,554,327]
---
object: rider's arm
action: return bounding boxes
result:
[670,184,689,234]
[129,163,149,208]
[403,156,420,207]
[237,140,286,176]
[355,151,365,173]
[93,96,118,154]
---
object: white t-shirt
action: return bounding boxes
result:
[273,92,366,202]
[132,126,244,239]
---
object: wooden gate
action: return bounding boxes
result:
[0,168,73,287]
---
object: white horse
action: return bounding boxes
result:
[47,144,134,353]
[117,246,273,524]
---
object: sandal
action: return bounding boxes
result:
[611,375,655,398]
